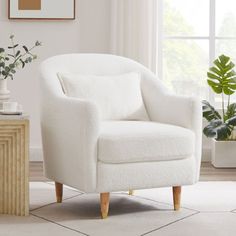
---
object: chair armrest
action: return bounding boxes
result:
[149,94,202,130]
[41,95,100,192]
[142,78,202,180]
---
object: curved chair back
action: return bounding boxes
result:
[40,53,163,98]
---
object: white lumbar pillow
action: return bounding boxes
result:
[57,72,149,121]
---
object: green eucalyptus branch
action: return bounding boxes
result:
[10,35,17,58]
[0,35,42,80]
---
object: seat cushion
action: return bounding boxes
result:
[57,72,149,121]
[98,121,195,164]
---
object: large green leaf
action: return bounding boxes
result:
[225,62,235,72]
[225,71,236,79]
[202,100,222,122]
[207,80,222,93]
[209,67,222,77]
[226,116,236,126]
[203,120,232,141]
[207,54,236,96]
[223,87,235,95]
[214,59,224,71]
[225,103,236,121]
[207,72,221,81]
[228,84,236,90]
[219,54,230,65]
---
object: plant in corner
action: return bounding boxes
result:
[0,35,41,106]
[202,54,236,167]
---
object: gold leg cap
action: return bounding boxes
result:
[129,190,134,195]
[101,212,108,219]
[174,204,180,211]
[57,197,62,203]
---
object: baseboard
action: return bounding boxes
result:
[30,147,43,161]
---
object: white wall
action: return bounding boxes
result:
[0,0,111,160]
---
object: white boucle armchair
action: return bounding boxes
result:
[40,54,202,219]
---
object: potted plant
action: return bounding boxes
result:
[203,54,236,167]
[0,35,41,108]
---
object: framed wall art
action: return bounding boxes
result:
[8,0,75,20]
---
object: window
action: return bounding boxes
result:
[158,0,236,102]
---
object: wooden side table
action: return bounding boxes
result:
[0,115,29,216]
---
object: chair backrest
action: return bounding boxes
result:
[40,54,165,120]
[41,53,158,95]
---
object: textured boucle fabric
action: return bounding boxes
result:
[57,72,149,121]
[40,54,202,193]
[99,121,194,164]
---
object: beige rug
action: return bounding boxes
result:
[0,182,236,236]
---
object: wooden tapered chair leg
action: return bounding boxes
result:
[128,190,134,195]
[100,192,110,219]
[172,186,181,211]
[55,182,63,203]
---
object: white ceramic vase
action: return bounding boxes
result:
[0,79,10,110]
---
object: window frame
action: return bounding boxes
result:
[157,0,236,104]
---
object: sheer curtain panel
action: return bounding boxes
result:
[110,0,158,73]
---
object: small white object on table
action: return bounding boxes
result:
[0,102,23,115]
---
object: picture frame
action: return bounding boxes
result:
[8,0,75,20]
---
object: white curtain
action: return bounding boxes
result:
[110,0,158,73]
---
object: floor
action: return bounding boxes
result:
[0,162,236,236]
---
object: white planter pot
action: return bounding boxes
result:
[211,139,236,168]
[0,79,10,109]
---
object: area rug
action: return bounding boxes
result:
[0,182,236,236]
